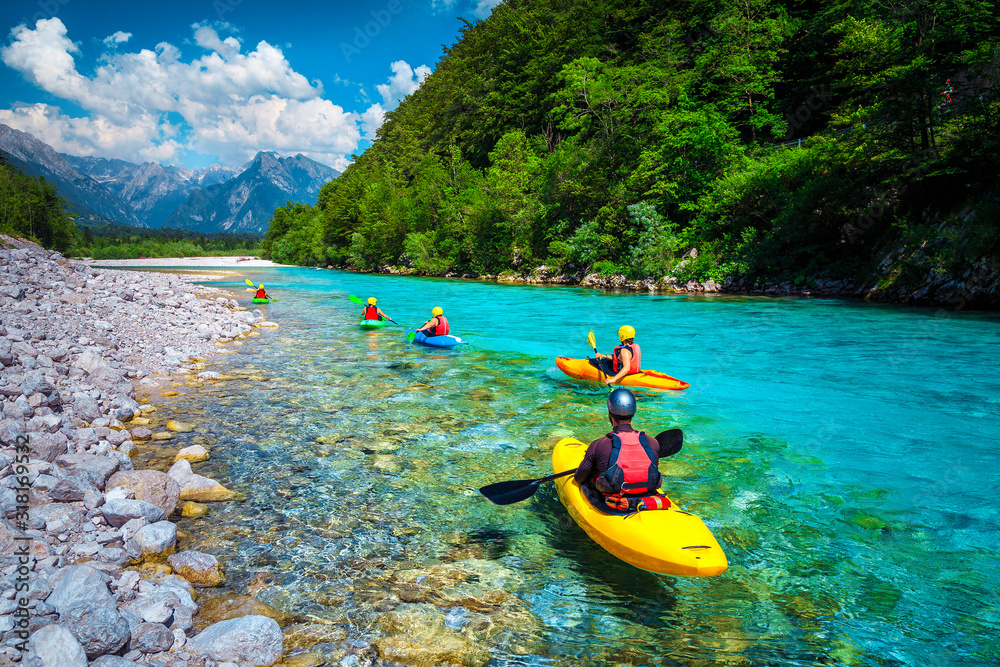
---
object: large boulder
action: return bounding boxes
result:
[166,459,238,502]
[186,616,282,666]
[60,604,131,658]
[106,470,181,516]
[55,454,119,490]
[125,521,177,561]
[27,432,69,462]
[101,498,167,528]
[23,624,88,667]
[45,565,115,615]
[166,551,225,587]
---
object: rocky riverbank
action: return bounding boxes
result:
[376,252,1000,311]
[0,235,286,667]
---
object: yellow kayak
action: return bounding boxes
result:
[553,437,727,577]
[555,357,690,391]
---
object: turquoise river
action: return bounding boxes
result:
[135,266,999,667]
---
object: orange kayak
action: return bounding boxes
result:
[555,357,690,391]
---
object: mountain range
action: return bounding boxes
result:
[0,123,340,234]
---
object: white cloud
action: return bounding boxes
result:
[472,0,503,18]
[360,103,385,138]
[103,31,132,47]
[376,60,431,108]
[0,18,361,168]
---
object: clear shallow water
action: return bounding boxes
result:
[149,267,999,666]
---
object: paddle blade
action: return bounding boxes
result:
[655,429,683,457]
[587,329,596,350]
[244,278,255,287]
[479,479,541,505]
[406,331,416,341]
[348,294,364,306]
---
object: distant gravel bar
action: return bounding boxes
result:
[0,235,285,667]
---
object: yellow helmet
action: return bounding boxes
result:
[258,284,264,289]
[618,325,636,342]
[367,297,376,305]
[432,306,444,317]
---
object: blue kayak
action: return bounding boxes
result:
[409,330,468,348]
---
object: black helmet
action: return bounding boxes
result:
[607,388,636,418]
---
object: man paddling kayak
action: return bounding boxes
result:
[575,388,668,512]
[254,284,270,300]
[361,297,394,322]
[416,306,448,336]
[593,325,641,387]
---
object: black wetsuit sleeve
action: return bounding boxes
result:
[574,437,604,485]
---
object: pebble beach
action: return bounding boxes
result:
[0,236,286,667]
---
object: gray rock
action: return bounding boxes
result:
[61,604,131,658]
[28,503,83,533]
[106,470,180,516]
[72,394,101,424]
[27,431,69,462]
[23,623,88,667]
[186,615,283,666]
[125,521,177,560]
[73,348,106,374]
[55,453,119,490]
[131,622,174,654]
[47,477,88,502]
[44,564,114,614]
[101,498,167,527]
[91,656,144,667]
[0,418,27,447]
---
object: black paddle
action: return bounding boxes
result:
[479,429,683,505]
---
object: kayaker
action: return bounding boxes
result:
[362,297,392,322]
[416,306,448,336]
[595,325,641,387]
[574,388,663,511]
[255,284,269,300]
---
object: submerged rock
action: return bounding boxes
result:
[167,458,238,501]
[167,550,225,587]
[187,615,283,666]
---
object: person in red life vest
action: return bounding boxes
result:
[574,388,667,511]
[362,297,394,322]
[594,325,641,387]
[416,306,449,336]
[254,284,269,300]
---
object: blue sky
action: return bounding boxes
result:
[0,0,499,170]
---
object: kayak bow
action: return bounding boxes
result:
[553,437,727,576]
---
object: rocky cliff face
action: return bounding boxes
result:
[163,152,340,234]
[1,124,339,233]
[0,125,144,227]
[62,156,238,228]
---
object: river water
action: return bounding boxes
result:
[144,267,1000,667]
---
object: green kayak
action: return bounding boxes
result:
[360,319,387,329]
[252,297,269,304]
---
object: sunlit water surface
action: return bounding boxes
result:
[137,267,999,667]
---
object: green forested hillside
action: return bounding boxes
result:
[263,0,1000,303]
[0,156,76,251]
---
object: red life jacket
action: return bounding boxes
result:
[363,305,379,319]
[255,289,267,299]
[596,429,661,496]
[430,315,449,336]
[612,342,641,374]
